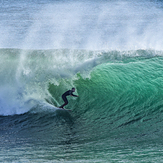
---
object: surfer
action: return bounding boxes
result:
[59,88,79,109]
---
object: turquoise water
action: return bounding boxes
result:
[1,0,163,162]
[0,49,163,162]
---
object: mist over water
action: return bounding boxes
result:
[0,0,163,50]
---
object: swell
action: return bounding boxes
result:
[47,55,163,142]
[0,48,163,143]
[0,109,74,146]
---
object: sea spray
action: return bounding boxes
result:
[1,1,163,50]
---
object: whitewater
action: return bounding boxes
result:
[0,0,163,162]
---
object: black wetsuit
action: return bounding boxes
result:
[59,90,78,108]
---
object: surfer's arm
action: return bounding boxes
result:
[71,94,78,97]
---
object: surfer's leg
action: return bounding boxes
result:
[59,103,67,108]
[59,96,68,108]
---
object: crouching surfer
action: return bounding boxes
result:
[59,88,79,109]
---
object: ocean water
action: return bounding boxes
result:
[0,0,163,162]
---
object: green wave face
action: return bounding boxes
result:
[1,48,163,162]
[47,51,163,143]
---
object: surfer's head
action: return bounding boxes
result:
[72,87,75,92]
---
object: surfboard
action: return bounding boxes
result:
[56,107,72,112]
[44,101,72,112]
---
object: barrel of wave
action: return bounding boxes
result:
[49,57,163,127]
[80,58,162,125]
